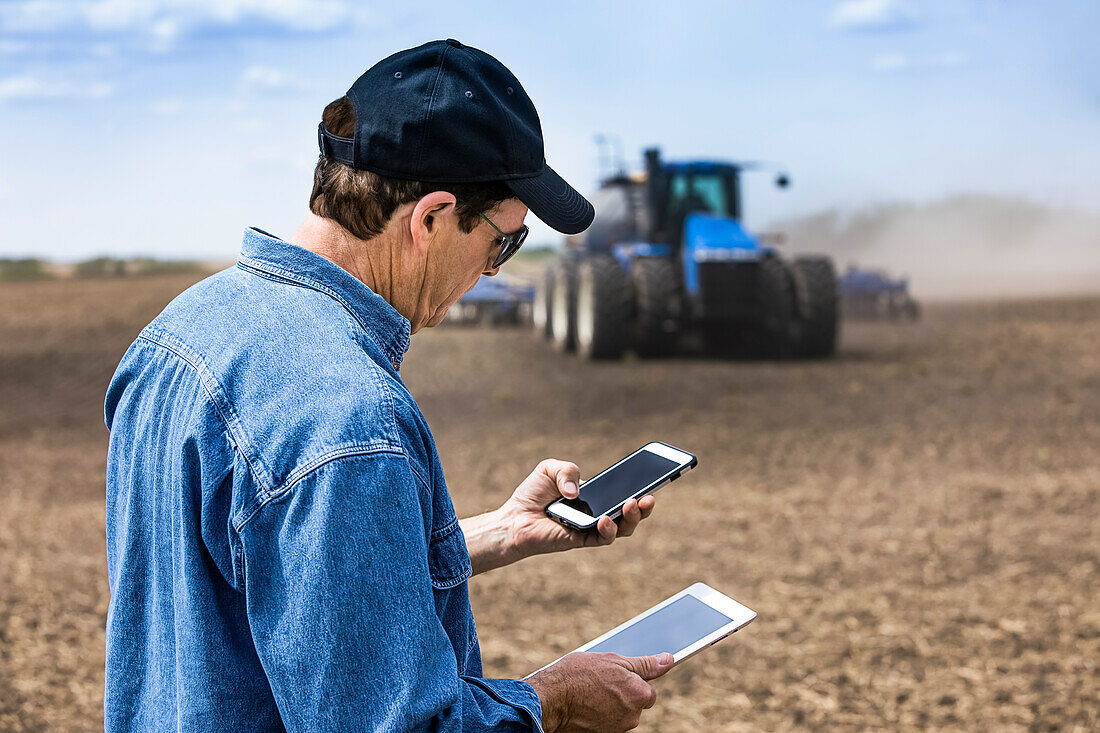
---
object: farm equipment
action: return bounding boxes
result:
[533,148,838,359]
[447,275,534,326]
[837,266,920,320]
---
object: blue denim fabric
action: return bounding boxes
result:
[104,228,543,731]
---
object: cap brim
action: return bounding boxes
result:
[505,164,594,235]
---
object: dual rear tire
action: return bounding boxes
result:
[632,258,680,357]
[532,266,554,338]
[549,259,577,352]
[539,253,838,360]
[575,256,631,359]
[542,256,635,359]
[791,256,838,358]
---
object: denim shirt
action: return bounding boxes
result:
[104,228,543,732]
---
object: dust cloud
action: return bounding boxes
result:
[776,196,1100,300]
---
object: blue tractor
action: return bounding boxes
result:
[533,148,838,359]
[838,266,920,321]
[447,274,535,326]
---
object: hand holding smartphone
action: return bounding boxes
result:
[545,442,696,531]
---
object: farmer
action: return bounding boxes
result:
[104,40,673,731]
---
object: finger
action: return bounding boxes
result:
[617,499,642,537]
[564,526,590,550]
[637,495,655,520]
[617,652,675,681]
[539,459,581,498]
[595,516,617,545]
[642,683,658,709]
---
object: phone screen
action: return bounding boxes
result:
[558,450,679,518]
[586,595,733,657]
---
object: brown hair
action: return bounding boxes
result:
[309,97,514,239]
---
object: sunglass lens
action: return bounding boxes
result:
[492,226,528,268]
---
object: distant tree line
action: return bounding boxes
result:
[0,258,53,281]
[0,257,204,281]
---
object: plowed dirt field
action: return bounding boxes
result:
[1,273,1097,731]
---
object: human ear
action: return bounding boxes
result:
[410,191,458,254]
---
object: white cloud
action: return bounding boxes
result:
[0,37,118,58]
[830,0,917,32]
[0,39,31,54]
[0,0,354,37]
[930,50,969,69]
[0,74,113,103]
[241,64,308,93]
[149,98,183,115]
[871,53,907,72]
[871,50,971,73]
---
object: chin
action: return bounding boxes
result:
[426,307,449,328]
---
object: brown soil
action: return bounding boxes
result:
[1,274,1097,731]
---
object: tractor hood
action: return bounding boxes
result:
[684,213,764,262]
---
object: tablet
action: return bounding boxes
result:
[527,583,756,677]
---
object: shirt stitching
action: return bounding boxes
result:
[428,519,472,590]
[137,328,275,497]
[232,443,406,532]
[430,516,461,543]
[236,257,411,367]
[461,676,545,733]
[405,453,434,504]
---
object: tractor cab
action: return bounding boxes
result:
[645,150,742,248]
[566,150,747,256]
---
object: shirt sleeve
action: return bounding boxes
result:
[236,450,543,732]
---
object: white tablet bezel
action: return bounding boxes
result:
[525,583,756,678]
[545,442,696,529]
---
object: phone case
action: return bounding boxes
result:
[546,442,697,530]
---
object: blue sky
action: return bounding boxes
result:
[0,0,1097,260]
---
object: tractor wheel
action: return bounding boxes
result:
[575,256,631,360]
[792,256,838,358]
[478,303,495,327]
[550,258,578,352]
[631,257,681,357]
[756,255,799,358]
[533,265,554,338]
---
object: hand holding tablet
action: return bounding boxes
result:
[524,584,755,731]
[527,583,756,678]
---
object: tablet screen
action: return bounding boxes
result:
[586,595,733,657]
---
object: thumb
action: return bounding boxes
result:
[618,652,675,681]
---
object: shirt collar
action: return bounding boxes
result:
[236,227,412,369]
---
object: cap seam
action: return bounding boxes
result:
[458,45,519,175]
[417,44,452,173]
[345,163,545,184]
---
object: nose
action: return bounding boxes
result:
[482,265,500,277]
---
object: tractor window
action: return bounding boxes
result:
[691,176,728,217]
[669,173,729,219]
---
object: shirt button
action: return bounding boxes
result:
[391,361,400,370]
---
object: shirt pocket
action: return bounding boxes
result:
[427,518,473,590]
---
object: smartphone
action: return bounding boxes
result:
[524,583,756,678]
[545,442,697,531]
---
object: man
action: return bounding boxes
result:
[104,40,673,731]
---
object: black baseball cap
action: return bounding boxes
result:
[318,39,594,235]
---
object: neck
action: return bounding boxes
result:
[289,213,426,330]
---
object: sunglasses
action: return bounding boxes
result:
[479,212,529,269]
